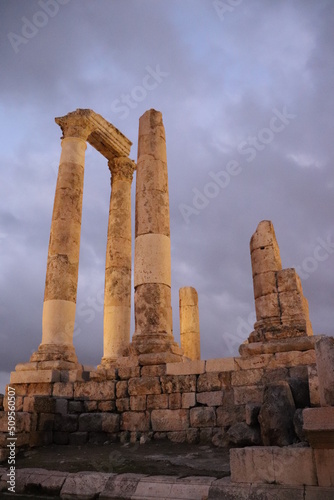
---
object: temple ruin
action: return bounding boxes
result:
[0,109,333,498]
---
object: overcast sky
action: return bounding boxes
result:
[1,0,333,393]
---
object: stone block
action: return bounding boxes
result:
[245,403,261,426]
[205,357,235,372]
[10,370,60,384]
[78,413,104,432]
[100,473,144,499]
[268,350,316,369]
[147,394,168,410]
[116,381,128,398]
[231,447,317,485]
[117,366,140,380]
[27,383,52,396]
[250,220,281,252]
[30,430,53,446]
[197,373,221,392]
[38,413,55,431]
[151,409,189,431]
[6,383,28,396]
[98,401,115,412]
[315,336,334,406]
[234,354,273,370]
[102,413,120,433]
[116,398,130,412]
[33,396,56,413]
[121,412,150,432]
[253,271,277,299]
[303,407,334,448]
[182,392,196,408]
[234,385,264,405]
[130,395,147,411]
[314,449,334,487]
[227,422,261,446]
[255,294,280,320]
[167,431,187,443]
[23,396,35,412]
[190,407,216,427]
[74,381,115,400]
[55,398,68,415]
[141,364,166,377]
[69,401,84,413]
[216,405,246,426]
[279,290,305,318]
[277,268,303,293]
[166,360,205,375]
[196,391,224,406]
[232,369,264,387]
[52,382,74,398]
[251,246,282,277]
[0,412,31,433]
[54,414,78,433]
[169,393,181,409]
[128,377,161,395]
[161,375,196,393]
[60,471,110,499]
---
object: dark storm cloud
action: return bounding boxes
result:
[0,0,333,391]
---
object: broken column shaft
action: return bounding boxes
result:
[130,109,183,363]
[179,287,201,360]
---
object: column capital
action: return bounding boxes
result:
[109,157,136,183]
[55,111,93,141]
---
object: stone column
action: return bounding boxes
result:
[179,287,200,360]
[31,117,91,364]
[130,109,183,363]
[101,157,135,365]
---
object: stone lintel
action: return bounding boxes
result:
[55,109,132,160]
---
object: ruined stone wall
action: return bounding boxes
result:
[0,349,318,456]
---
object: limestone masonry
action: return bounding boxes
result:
[1,109,333,497]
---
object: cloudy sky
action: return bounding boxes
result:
[1,0,333,393]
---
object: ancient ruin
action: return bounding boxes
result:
[0,109,333,498]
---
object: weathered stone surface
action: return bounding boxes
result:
[10,370,60,384]
[74,381,115,400]
[197,373,226,392]
[205,357,235,372]
[253,271,277,299]
[147,394,168,410]
[196,391,224,406]
[161,375,196,393]
[216,405,246,427]
[54,414,78,433]
[179,287,200,361]
[128,377,161,395]
[166,360,205,375]
[116,398,130,412]
[118,366,140,380]
[100,473,145,499]
[182,392,196,409]
[288,377,310,408]
[130,396,146,411]
[141,364,166,377]
[121,412,150,432]
[314,449,334,487]
[232,369,264,387]
[255,294,280,320]
[78,414,102,432]
[308,364,320,407]
[239,335,316,356]
[245,403,261,426]
[233,385,264,405]
[303,407,334,448]
[61,471,110,499]
[116,381,129,398]
[258,381,296,446]
[315,336,334,406]
[53,382,74,398]
[169,393,181,409]
[230,447,316,486]
[151,409,189,431]
[190,407,216,428]
[227,422,261,446]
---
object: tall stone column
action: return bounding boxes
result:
[130,109,183,363]
[31,117,91,364]
[101,157,136,365]
[179,287,201,360]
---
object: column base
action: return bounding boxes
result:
[128,333,184,365]
[30,343,79,367]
